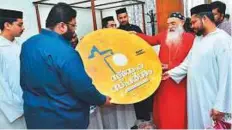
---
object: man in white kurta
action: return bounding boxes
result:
[164,4,232,129]
[0,9,26,128]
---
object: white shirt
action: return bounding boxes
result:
[0,36,23,123]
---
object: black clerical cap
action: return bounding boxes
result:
[0,9,23,19]
[116,8,127,15]
[190,4,211,16]
[102,16,114,23]
[169,12,185,20]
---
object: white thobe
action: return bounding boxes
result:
[0,36,25,128]
[168,29,232,129]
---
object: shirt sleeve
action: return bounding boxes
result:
[213,37,232,113]
[137,33,162,46]
[168,49,192,84]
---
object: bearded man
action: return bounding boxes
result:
[163,4,231,129]
[133,12,195,129]
[20,3,111,129]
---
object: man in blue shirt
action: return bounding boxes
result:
[20,2,110,129]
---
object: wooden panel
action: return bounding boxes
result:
[91,0,97,30]
[34,4,42,32]
[142,4,146,34]
[156,0,184,32]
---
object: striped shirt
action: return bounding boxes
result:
[218,20,231,36]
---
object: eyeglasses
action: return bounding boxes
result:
[65,23,77,28]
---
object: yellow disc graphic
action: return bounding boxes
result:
[76,29,162,104]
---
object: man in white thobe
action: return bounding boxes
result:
[0,9,26,128]
[163,4,232,129]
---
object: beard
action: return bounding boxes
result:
[120,21,129,26]
[194,20,205,36]
[166,25,184,45]
[194,26,205,36]
[62,27,75,42]
[71,35,79,48]
[195,29,204,36]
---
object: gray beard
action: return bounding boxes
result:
[166,26,184,45]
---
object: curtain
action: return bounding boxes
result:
[126,0,160,53]
[127,0,156,35]
[183,0,205,17]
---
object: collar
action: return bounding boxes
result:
[41,29,62,38]
[41,29,72,47]
[119,23,131,28]
[0,36,18,47]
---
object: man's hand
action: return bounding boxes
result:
[210,109,225,121]
[162,71,170,80]
[103,96,112,106]
[162,64,168,70]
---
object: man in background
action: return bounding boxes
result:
[116,8,142,33]
[211,1,231,35]
[0,9,26,129]
[102,16,117,28]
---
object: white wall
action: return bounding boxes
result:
[0,0,39,42]
[38,4,102,38]
[184,0,205,17]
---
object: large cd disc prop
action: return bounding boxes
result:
[76,29,162,104]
